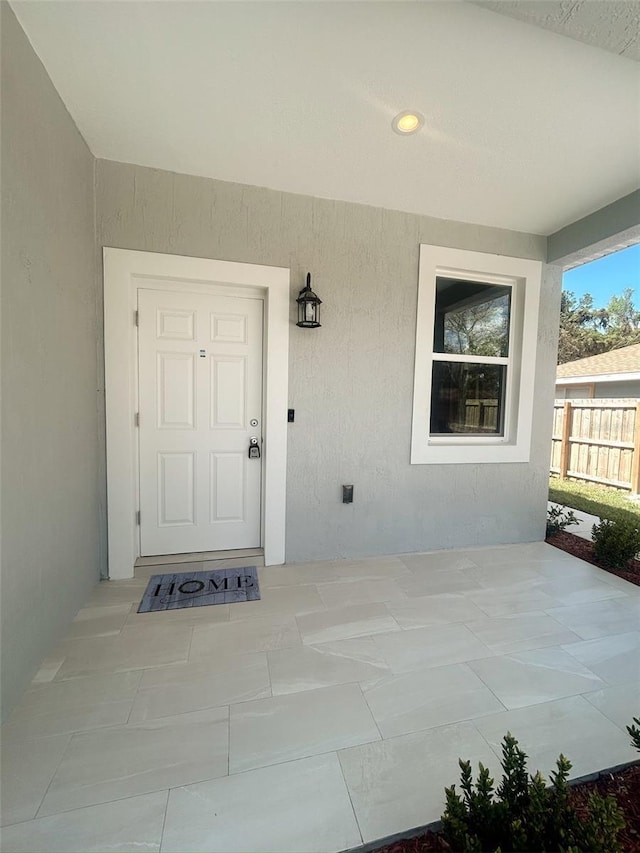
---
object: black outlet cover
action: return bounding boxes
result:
[288,409,295,422]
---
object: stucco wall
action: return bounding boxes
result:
[592,380,640,399]
[96,159,559,564]
[556,381,640,399]
[1,3,100,719]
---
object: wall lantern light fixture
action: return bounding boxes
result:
[296,273,322,328]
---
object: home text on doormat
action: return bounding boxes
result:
[138,567,260,613]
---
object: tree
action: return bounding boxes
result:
[557,288,640,364]
[557,290,608,364]
[603,288,640,349]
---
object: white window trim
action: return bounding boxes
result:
[103,248,290,579]
[411,244,542,464]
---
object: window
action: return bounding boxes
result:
[411,244,542,464]
[565,384,594,400]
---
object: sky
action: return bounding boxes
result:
[562,243,640,308]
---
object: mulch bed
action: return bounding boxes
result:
[545,529,640,587]
[572,763,640,853]
[373,764,640,853]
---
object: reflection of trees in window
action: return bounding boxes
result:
[443,292,510,358]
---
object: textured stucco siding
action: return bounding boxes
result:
[593,380,640,399]
[96,159,558,564]
[1,3,100,719]
[556,380,640,399]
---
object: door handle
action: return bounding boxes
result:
[248,436,261,459]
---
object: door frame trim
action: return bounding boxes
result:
[103,248,290,579]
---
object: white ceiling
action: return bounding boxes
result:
[11,1,640,235]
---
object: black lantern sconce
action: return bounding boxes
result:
[296,273,322,328]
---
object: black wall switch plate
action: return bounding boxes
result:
[288,409,295,422]
[342,485,354,504]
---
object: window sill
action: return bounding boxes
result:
[411,442,531,465]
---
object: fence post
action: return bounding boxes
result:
[559,401,572,480]
[631,401,640,496]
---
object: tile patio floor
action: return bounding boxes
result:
[1,542,639,852]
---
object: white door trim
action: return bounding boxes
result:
[103,248,290,579]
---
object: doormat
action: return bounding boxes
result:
[138,567,260,613]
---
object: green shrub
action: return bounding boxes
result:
[628,716,640,752]
[441,732,625,852]
[591,517,640,569]
[546,505,579,537]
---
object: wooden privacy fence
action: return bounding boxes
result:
[463,399,498,432]
[550,399,640,495]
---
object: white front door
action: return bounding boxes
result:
[138,288,263,556]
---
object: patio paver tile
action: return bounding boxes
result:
[0,734,71,826]
[397,570,482,597]
[53,623,193,680]
[399,552,480,573]
[386,593,486,629]
[64,604,132,639]
[467,587,560,618]
[1,671,142,741]
[296,602,400,645]
[474,695,638,780]
[464,611,582,655]
[463,543,577,567]
[190,614,301,659]
[372,623,494,674]
[161,753,360,852]
[583,682,640,732]
[362,662,504,738]
[0,792,167,852]
[38,707,229,817]
[546,598,640,640]
[463,564,547,590]
[537,576,627,607]
[227,584,325,622]
[128,653,271,722]
[228,683,380,774]
[268,643,389,696]
[468,647,604,709]
[260,558,410,588]
[561,631,640,686]
[125,600,230,628]
[338,722,501,843]
[317,578,408,608]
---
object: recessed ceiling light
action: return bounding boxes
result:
[392,110,424,135]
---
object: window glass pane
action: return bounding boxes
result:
[430,362,506,435]
[434,278,511,357]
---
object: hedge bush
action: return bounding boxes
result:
[441,732,625,852]
[591,517,640,570]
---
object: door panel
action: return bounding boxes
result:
[210,356,246,428]
[138,289,263,556]
[210,452,245,521]
[157,352,196,429]
[158,452,195,526]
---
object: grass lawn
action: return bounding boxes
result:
[549,476,640,527]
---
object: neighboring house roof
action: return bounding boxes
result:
[556,343,640,383]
